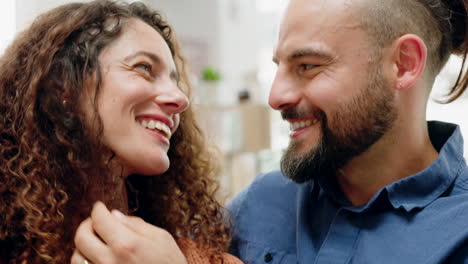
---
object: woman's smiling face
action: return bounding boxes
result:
[88,18,189,177]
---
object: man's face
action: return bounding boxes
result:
[270,0,397,182]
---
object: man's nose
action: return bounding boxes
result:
[268,69,300,110]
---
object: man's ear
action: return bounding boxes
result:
[391,34,427,91]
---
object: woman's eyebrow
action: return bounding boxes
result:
[123,50,162,64]
[124,50,179,81]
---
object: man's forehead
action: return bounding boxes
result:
[279,0,363,40]
[281,0,360,28]
[274,0,366,61]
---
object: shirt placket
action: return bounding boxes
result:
[314,209,360,264]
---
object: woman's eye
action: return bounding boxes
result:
[134,63,152,73]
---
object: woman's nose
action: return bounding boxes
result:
[154,83,190,114]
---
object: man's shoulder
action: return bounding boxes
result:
[227,170,301,216]
[244,170,300,194]
[452,159,468,191]
[227,170,303,257]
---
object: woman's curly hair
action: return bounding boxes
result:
[0,1,231,263]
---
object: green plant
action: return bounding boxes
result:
[202,66,221,82]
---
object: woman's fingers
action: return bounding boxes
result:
[70,249,89,264]
[89,201,145,260]
[90,202,136,246]
[73,217,112,263]
[111,210,172,242]
[109,210,188,264]
[74,202,187,264]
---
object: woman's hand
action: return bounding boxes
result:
[71,202,188,264]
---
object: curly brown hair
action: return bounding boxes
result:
[0,1,231,263]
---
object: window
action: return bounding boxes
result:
[0,0,16,55]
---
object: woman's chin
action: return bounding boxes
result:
[133,161,170,176]
[115,153,170,177]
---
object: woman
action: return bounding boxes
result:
[0,1,240,263]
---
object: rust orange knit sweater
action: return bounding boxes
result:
[178,239,243,264]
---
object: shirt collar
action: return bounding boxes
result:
[384,121,465,212]
[317,121,466,213]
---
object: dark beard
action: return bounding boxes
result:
[280,63,397,183]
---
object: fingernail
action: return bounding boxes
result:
[111,209,126,221]
[94,201,105,208]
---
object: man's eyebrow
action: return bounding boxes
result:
[124,50,180,82]
[272,47,335,64]
[289,48,334,60]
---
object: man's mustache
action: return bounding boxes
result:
[281,107,324,120]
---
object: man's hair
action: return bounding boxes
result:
[358,0,468,102]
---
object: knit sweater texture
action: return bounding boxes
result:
[178,239,243,264]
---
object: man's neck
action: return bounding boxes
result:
[337,121,439,206]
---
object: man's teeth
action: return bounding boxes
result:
[139,120,172,139]
[290,119,319,130]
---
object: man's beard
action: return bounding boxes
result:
[280,62,398,183]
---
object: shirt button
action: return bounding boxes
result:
[264,253,273,263]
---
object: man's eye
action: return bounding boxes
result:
[299,64,315,71]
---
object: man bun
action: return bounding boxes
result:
[447,0,467,54]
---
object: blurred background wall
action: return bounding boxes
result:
[1,0,467,199]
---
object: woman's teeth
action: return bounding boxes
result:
[138,119,172,139]
[290,119,319,131]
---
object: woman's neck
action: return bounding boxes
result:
[103,157,131,213]
[105,178,130,214]
[71,175,129,230]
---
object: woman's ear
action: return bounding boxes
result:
[391,34,427,91]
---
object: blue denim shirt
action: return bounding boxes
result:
[228,121,468,264]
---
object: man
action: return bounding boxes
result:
[228,0,468,263]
